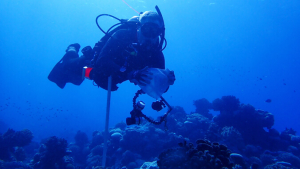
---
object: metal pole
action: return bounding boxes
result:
[102,76,112,168]
[160,96,172,110]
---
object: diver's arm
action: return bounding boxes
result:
[151,51,165,69]
[153,52,175,87]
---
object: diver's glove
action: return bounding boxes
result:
[66,43,80,53]
[128,67,153,86]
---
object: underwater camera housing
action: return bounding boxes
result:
[126,89,172,126]
[126,101,145,125]
[152,100,166,112]
[126,68,173,126]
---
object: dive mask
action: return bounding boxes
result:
[140,22,162,39]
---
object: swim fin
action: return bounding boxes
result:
[48,44,84,89]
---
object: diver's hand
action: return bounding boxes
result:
[167,70,175,85]
[66,43,80,53]
[128,67,153,86]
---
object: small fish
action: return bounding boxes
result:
[265,99,272,103]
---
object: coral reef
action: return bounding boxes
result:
[89,131,104,149]
[23,141,40,161]
[160,106,210,143]
[212,95,240,112]
[115,122,127,131]
[140,161,158,169]
[0,160,32,169]
[31,136,73,169]
[14,147,26,161]
[243,145,262,158]
[281,128,297,141]
[193,98,213,119]
[1,128,33,148]
[260,152,276,166]
[69,130,90,165]
[0,128,33,161]
[85,155,101,168]
[230,153,245,168]
[247,156,262,169]
[205,123,222,142]
[277,152,300,168]
[3,95,300,169]
[264,163,293,169]
[214,103,275,147]
[0,120,8,134]
[220,126,244,153]
[74,130,89,148]
[184,113,211,142]
[157,139,234,169]
[162,106,187,134]
[120,125,182,160]
[121,150,141,168]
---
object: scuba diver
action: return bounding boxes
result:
[48,8,175,91]
[49,7,176,127]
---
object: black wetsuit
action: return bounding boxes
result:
[91,28,165,91]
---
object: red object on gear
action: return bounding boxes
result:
[85,67,93,79]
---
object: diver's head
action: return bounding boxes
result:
[137,11,164,51]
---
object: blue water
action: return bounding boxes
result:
[0,0,300,142]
